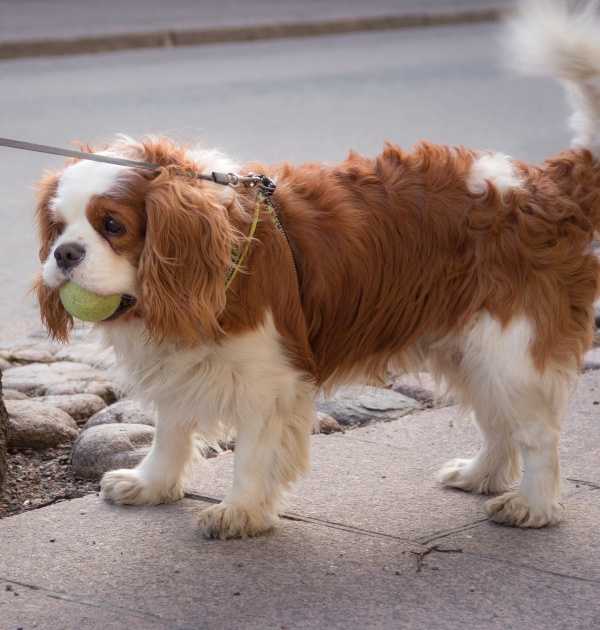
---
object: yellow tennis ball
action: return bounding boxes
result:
[59,282,121,322]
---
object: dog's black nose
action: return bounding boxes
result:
[54,242,85,271]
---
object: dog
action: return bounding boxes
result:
[35,0,600,538]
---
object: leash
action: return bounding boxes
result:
[0,136,275,191]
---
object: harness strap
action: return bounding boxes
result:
[224,193,263,291]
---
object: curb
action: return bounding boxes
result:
[0,8,504,61]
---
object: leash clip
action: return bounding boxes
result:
[208,171,276,196]
[258,175,276,197]
[211,171,240,186]
[242,172,276,196]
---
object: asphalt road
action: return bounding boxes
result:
[0,21,570,341]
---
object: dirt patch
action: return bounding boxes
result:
[0,446,98,518]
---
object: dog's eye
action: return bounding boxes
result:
[103,216,125,236]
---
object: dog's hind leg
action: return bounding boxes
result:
[437,313,572,526]
[438,407,521,495]
[435,316,522,494]
[484,369,569,528]
[197,388,315,539]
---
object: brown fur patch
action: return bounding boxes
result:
[36,139,600,386]
[34,170,73,341]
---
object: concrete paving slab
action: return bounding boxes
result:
[0,581,167,630]
[187,367,600,544]
[0,495,420,630]
[426,487,600,584]
[187,406,491,542]
[563,371,600,487]
[1,493,599,630]
[417,549,600,630]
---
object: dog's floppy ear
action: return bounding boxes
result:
[139,168,235,345]
[34,170,73,341]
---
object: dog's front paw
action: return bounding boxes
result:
[438,457,515,495]
[100,468,184,506]
[484,491,564,528]
[197,502,278,539]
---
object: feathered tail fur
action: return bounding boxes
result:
[507,0,600,154]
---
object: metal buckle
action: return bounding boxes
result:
[258,175,276,197]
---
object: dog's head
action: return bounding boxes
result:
[35,137,241,345]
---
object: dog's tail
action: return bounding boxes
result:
[507,0,600,154]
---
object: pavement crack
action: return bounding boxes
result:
[283,510,417,545]
[456,552,600,585]
[0,575,179,626]
[410,544,463,572]
[416,517,489,545]
[566,477,600,490]
[10,491,98,515]
[184,491,422,548]
[408,543,600,585]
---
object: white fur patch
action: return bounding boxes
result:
[50,158,128,220]
[186,145,240,202]
[100,312,315,537]
[435,311,573,527]
[103,312,308,436]
[43,157,138,295]
[186,146,240,175]
[467,153,522,195]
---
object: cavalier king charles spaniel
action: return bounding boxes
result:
[35,1,600,538]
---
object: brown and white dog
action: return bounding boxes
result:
[36,1,600,538]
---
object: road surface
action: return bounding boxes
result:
[0,21,570,340]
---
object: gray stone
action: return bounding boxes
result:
[5,399,78,449]
[83,399,155,430]
[391,371,442,406]
[0,348,56,364]
[317,385,420,427]
[31,394,106,424]
[71,423,154,479]
[2,361,113,397]
[54,342,116,369]
[313,411,344,434]
[44,380,118,404]
[2,388,27,400]
[0,340,59,362]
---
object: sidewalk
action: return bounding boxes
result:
[0,0,511,60]
[1,369,599,628]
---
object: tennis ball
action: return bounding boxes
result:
[59,282,121,322]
